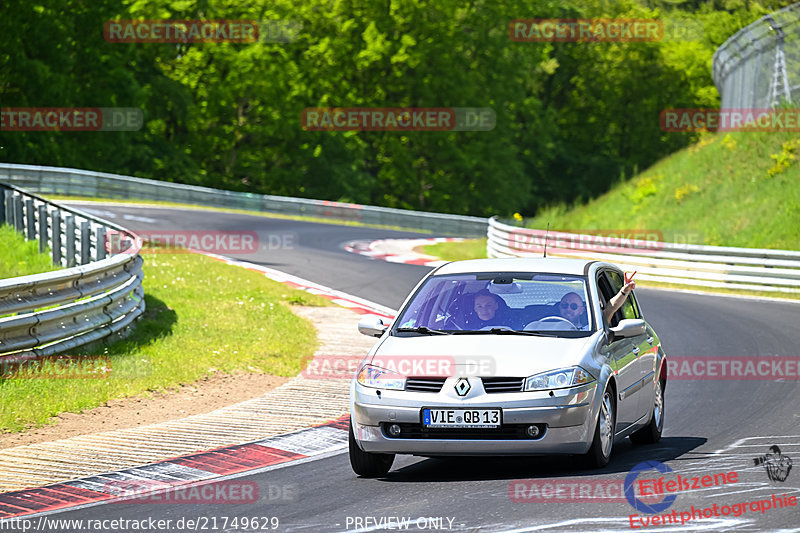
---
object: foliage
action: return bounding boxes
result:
[1,0,795,216]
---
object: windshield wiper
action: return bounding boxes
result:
[395,326,452,335]
[454,327,558,337]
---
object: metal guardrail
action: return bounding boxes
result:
[487,218,800,293]
[0,182,145,361]
[713,2,800,109]
[0,163,489,238]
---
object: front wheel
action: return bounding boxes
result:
[349,422,394,477]
[585,388,615,468]
[630,379,665,445]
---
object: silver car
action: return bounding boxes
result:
[349,258,667,477]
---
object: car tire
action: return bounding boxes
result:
[630,379,665,445]
[349,421,394,477]
[585,387,615,468]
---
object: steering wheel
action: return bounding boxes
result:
[528,316,578,330]
[442,315,464,330]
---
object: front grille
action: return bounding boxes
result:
[405,377,447,393]
[381,422,547,440]
[482,377,524,393]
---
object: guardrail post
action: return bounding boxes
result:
[96,226,107,260]
[51,210,62,266]
[0,186,6,226]
[13,194,24,232]
[25,199,36,241]
[65,215,76,267]
[38,205,48,254]
[4,190,12,226]
[79,221,90,265]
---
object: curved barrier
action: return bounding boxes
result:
[487,217,800,293]
[0,163,488,238]
[712,2,800,109]
[0,183,144,361]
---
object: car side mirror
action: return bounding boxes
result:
[609,319,646,341]
[358,315,390,338]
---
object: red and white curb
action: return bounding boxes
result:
[0,253,399,520]
[344,238,462,267]
[0,417,349,519]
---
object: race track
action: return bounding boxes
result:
[14,204,800,532]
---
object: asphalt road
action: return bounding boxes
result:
[16,204,800,532]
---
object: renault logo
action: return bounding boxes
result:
[454,378,471,397]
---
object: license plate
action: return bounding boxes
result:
[422,408,501,428]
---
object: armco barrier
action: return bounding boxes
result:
[487,218,800,293]
[0,182,144,361]
[0,163,488,238]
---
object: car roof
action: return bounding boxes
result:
[433,257,603,276]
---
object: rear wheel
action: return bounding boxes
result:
[630,379,665,445]
[585,388,615,468]
[349,421,394,477]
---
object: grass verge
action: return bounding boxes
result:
[525,131,800,250]
[0,225,59,278]
[421,238,487,262]
[0,252,331,433]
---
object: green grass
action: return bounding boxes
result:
[421,131,800,301]
[45,195,435,235]
[421,238,487,262]
[525,131,800,250]
[0,252,331,433]
[0,225,59,278]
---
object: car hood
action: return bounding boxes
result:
[369,333,598,378]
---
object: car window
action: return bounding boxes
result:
[394,272,594,335]
[606,270,639,322]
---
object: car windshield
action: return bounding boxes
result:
[394,272,593,336]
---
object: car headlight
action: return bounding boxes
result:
[524,366,595,391]
[357,364,405,390]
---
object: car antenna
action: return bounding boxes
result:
[543,222,550,258]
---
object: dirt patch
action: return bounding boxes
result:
[0,371,290,449]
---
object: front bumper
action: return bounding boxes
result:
[351,379,599,455]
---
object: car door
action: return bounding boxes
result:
[605,270,653,423]
[597,270,641,432]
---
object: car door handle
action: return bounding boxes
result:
[632,347,640,355]
[646,336,654,344]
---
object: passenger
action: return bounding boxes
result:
[469,289,510,328]
[557,277,635,328]
[602,276,636,323]
[557,292,589,328]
